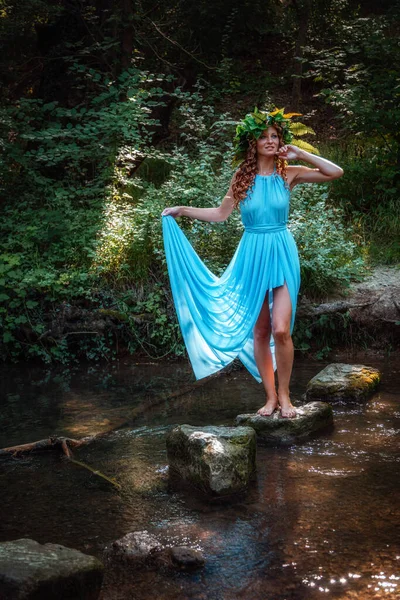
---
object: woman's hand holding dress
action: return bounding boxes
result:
[161,206,182,218]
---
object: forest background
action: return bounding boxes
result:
[0,0,399,364]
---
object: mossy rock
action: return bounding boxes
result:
[306,363,381,402]
[235,401,333,446]
[166,425,257,497]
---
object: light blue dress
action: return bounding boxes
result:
[162,172,300,382]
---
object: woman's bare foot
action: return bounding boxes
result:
[257,396,279,416]
[278,393,296,418]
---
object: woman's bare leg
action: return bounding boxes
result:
[272,283,296,418]
[254,293,279,415]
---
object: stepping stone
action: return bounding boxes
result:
[306,363,381,402]
[166,425,256,497]
[235,401,333,446]
[0,538,104,600]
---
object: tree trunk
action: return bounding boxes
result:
[121,0,135,71]
[291,0,312,107]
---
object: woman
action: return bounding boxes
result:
[161,108,343,418]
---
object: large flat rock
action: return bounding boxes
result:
[306,363,381,402]
[0,538,104,600]
[235,401,333,446]
[166,425,256,497]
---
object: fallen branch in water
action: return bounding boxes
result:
[69,457,122,490]
[0,435,122,489]
[0,435,92,456]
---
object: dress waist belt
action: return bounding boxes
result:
[244,223,287,234]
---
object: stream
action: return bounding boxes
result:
[0,353,399,599]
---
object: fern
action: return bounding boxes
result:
[289,122,316,136]
[291,139,320,155]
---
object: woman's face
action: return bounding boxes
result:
[256,126,280,157]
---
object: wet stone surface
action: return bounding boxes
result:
[170,546,205,570]
[104,530,205,572]
[166,425,257,497]
[103,531,163,567]
[0,538,104,600]
[306,363,381,402]
[235,401,334,445]
[101,531,205,599]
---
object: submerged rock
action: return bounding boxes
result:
[103,531,163,568]
[0,538,104,600]
[170,546,205,570]
[104,531,204,572]
[306,363,381,402]
[235,402,333,446]
[166,425,257,497]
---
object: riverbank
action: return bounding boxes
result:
[294,265,400,356]
[4,265,398,367]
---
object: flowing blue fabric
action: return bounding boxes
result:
[162,172,300,382]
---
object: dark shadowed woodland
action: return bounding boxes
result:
[0,0,399,364]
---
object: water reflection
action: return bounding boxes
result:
[0,354,399,598]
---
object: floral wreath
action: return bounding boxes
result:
[232,107,319,167]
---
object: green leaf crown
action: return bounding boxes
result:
[232,107,319,167]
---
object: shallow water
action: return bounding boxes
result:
[0,353,399,599]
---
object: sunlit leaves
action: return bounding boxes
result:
[291,139,320,155]
[289,123,316,136]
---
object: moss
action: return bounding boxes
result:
[229,435,251,446]
[347,368,381,392]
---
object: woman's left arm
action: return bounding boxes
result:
[279,145,344,189]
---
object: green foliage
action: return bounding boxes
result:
[319,141,400,264]
[303,11,400,263]
[290,183,366,298]
[115,285,185,359]
[0,86,367,363]
[0,60,172,362]
[2,0,392,363]
[316,16,400,143]
[0,66,169,205]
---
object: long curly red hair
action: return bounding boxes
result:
[232,125,288,209]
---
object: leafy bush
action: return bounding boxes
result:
[0,62,170,362]
[304,12,400,263]
[321,143,400,264]
[290,183,366,299]
[0,87,367,363]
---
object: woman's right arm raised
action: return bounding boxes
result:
[161,175,236,223]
